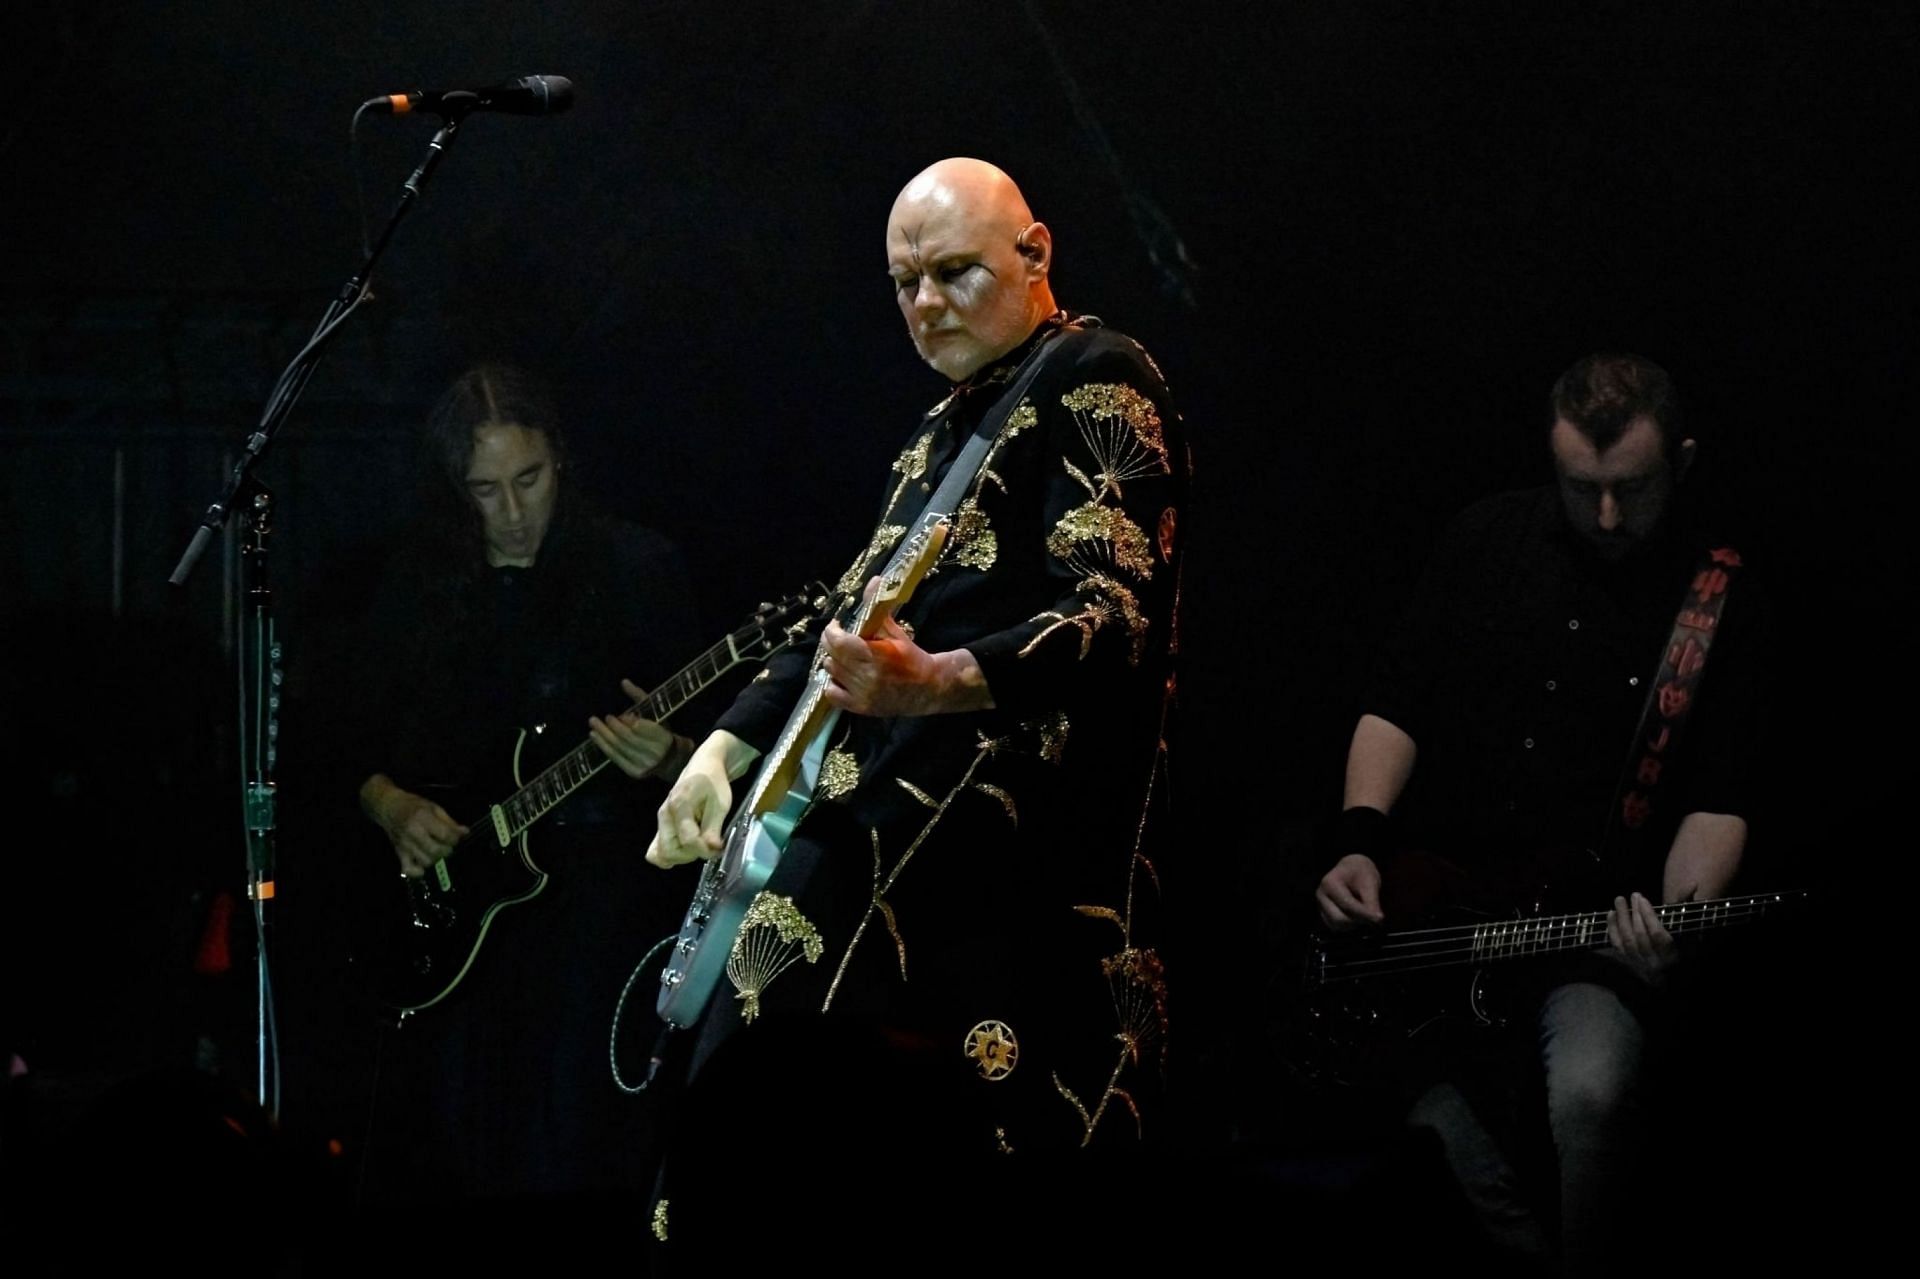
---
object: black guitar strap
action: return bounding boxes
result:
[912,314,1084,529]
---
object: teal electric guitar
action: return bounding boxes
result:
[654,511,950,1030]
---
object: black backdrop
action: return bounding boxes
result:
[1,0,1905,1255]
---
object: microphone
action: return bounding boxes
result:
[362,75,574,118]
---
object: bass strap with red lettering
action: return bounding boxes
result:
[1594,545,1744,880]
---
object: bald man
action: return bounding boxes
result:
[645,159,1188,1248]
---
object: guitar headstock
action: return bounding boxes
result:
[729,582,832,663]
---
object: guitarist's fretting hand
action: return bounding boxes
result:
[1603,891,1679,986]
[818,577,995,718]
[646,730,761,869]
[1316,854,1386,931]
[360,774,470,879]
[588,678,694,780]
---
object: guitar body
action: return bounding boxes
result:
[357,589,826,1018]
[1282,919,1540,1092]
[654,731,828,1030]
[370,729,555,1015]
[656,517,950,1030]
[1279,850,1806,1090]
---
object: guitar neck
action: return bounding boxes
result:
[1316,890,1806,985]
[494,634,747,839]
[737,512,949,821]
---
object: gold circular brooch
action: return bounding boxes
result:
[963,1019,1019,1082]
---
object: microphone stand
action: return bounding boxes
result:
[167,108,473,1117]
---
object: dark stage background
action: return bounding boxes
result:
[1,0,1904,1262]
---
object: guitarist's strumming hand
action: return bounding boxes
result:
[646,730,761,868]
[588,678,695,781]
[1603,891,1679,987]
[1316,854,1386,932]
[360,774,469,879]
[819,577,994,718]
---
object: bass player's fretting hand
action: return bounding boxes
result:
[360,773,469,879]
[646,730,760,868]
[1602,891,1679,986]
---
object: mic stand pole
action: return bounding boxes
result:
[166,109,472,1116]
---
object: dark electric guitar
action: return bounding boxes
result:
[365,586,825,1015]
[1280,852,1809,1088]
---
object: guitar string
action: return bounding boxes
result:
[504,634,740,832]
[1353,893,1798,941]
[1314,898,1800,980]
[1323,899,1787,964]
[401,608,801,1011]
[1346,898,1788,955]
[658,523,942,1011]
[499,599,808,833]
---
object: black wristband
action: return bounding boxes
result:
[1332,805,1391,861]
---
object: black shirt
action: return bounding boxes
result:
[352,508,698,824]
[1365,485,1770,893]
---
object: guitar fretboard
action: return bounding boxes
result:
[495,634,749,839]
[1313,890,1806,985]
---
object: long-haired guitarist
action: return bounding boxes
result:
[1311,353,1775,1275]
[642,158,1189,1250]
[345,363,706,1207]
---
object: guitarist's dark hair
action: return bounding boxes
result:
[398,363,616,691]
[420,362,570,563]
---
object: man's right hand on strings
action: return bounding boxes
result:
[646,730,760,868]
[361,776,469,878]
[1316,853,1386,931]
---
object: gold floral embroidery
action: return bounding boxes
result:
[835,523,906,599]
[1001,400,1038,441]
[1022,574,1148,663]
[885,432,935,516]
[1035,712,1069,766]
[1060,382,1169,500]
[818,747,860,800]
[941,401,1037,575]
[821,719,1065,1011]
[1011,380,1173,666]
[1052,947,1169,1146]
[1054,677,1176,1145]
[1104,947,1171,1066]
[726,893,825,1023]
[870,828,909,980]
[972,782,1018,825]
[896,777,940,809]
[949,497,998,571]
[1047,503,1157,577]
